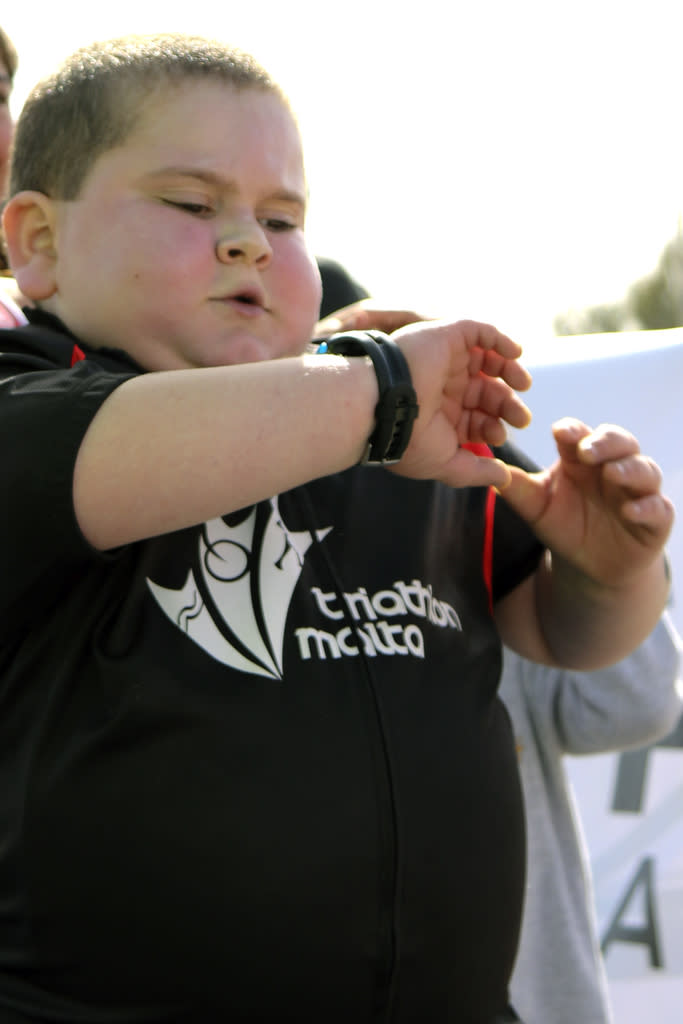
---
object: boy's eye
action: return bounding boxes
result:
[260,218,296,232]
[162,199,213,216]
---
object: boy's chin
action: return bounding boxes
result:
[204,331,309,368]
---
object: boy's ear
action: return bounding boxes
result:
[1,191,59,301]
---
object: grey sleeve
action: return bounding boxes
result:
[515,613,683,755]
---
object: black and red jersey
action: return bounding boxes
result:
[0,312,542,1023]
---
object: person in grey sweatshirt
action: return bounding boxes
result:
[314,261,682,1023]
[501,612,682,1023]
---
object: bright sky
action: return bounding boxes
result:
[4,0,682,342]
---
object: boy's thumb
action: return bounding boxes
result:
[496,465,550,527]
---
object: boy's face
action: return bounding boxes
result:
[44,81,322,369]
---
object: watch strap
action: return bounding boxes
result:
[317,330,419,465]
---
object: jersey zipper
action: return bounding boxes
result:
[298,489,401,1021]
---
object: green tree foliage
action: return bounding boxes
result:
[555,228,683,335]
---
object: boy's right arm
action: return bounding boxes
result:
[73,354,379,550]
[73,319,531,550]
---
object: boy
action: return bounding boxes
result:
[0,34,673,1023]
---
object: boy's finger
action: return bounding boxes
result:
[477,349,532,391]
[578,432,640,465]
[551,418,640,469]
[494,465,551,526]
[621,493,675,535]
[458,319,523,359]
[602,454,663,495]
[463,376,532,429]
[438,451,513,491]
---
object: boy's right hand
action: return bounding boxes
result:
[390,319,532,489]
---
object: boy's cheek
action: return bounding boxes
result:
[272,251,321,310]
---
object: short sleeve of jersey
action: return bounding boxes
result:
[0,327,135,635]
[491,440,545,602]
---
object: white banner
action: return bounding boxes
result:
[510,328,683,1023]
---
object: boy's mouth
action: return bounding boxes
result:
[223,284,266,309]
[213,284,268,318]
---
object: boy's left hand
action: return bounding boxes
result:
[501,417,674,587]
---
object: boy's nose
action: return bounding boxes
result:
[215,224,272,267]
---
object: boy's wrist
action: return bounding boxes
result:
[317,331,419,465]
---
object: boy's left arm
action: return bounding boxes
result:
[495,417,674,670]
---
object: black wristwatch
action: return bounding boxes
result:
[317,330,419,465]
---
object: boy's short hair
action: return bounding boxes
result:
[9,33,284,200]
[0,26,18,84]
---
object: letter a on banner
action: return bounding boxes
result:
[601,857,663,967]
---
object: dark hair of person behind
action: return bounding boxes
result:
[317,258,369,319]
[0,26,18,84]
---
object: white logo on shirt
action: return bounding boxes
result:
[147,497,331,679]
[147,497,463,677]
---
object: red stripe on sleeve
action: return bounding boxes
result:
[482,487,496,615]
[461,442,493,459]
[461,443,496,613]
[70,344,86,366]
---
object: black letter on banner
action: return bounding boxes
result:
[612,715,683,813]
[601,857,663,968]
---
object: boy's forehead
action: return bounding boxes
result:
[138,79,294,131]
[125,80,306,184]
